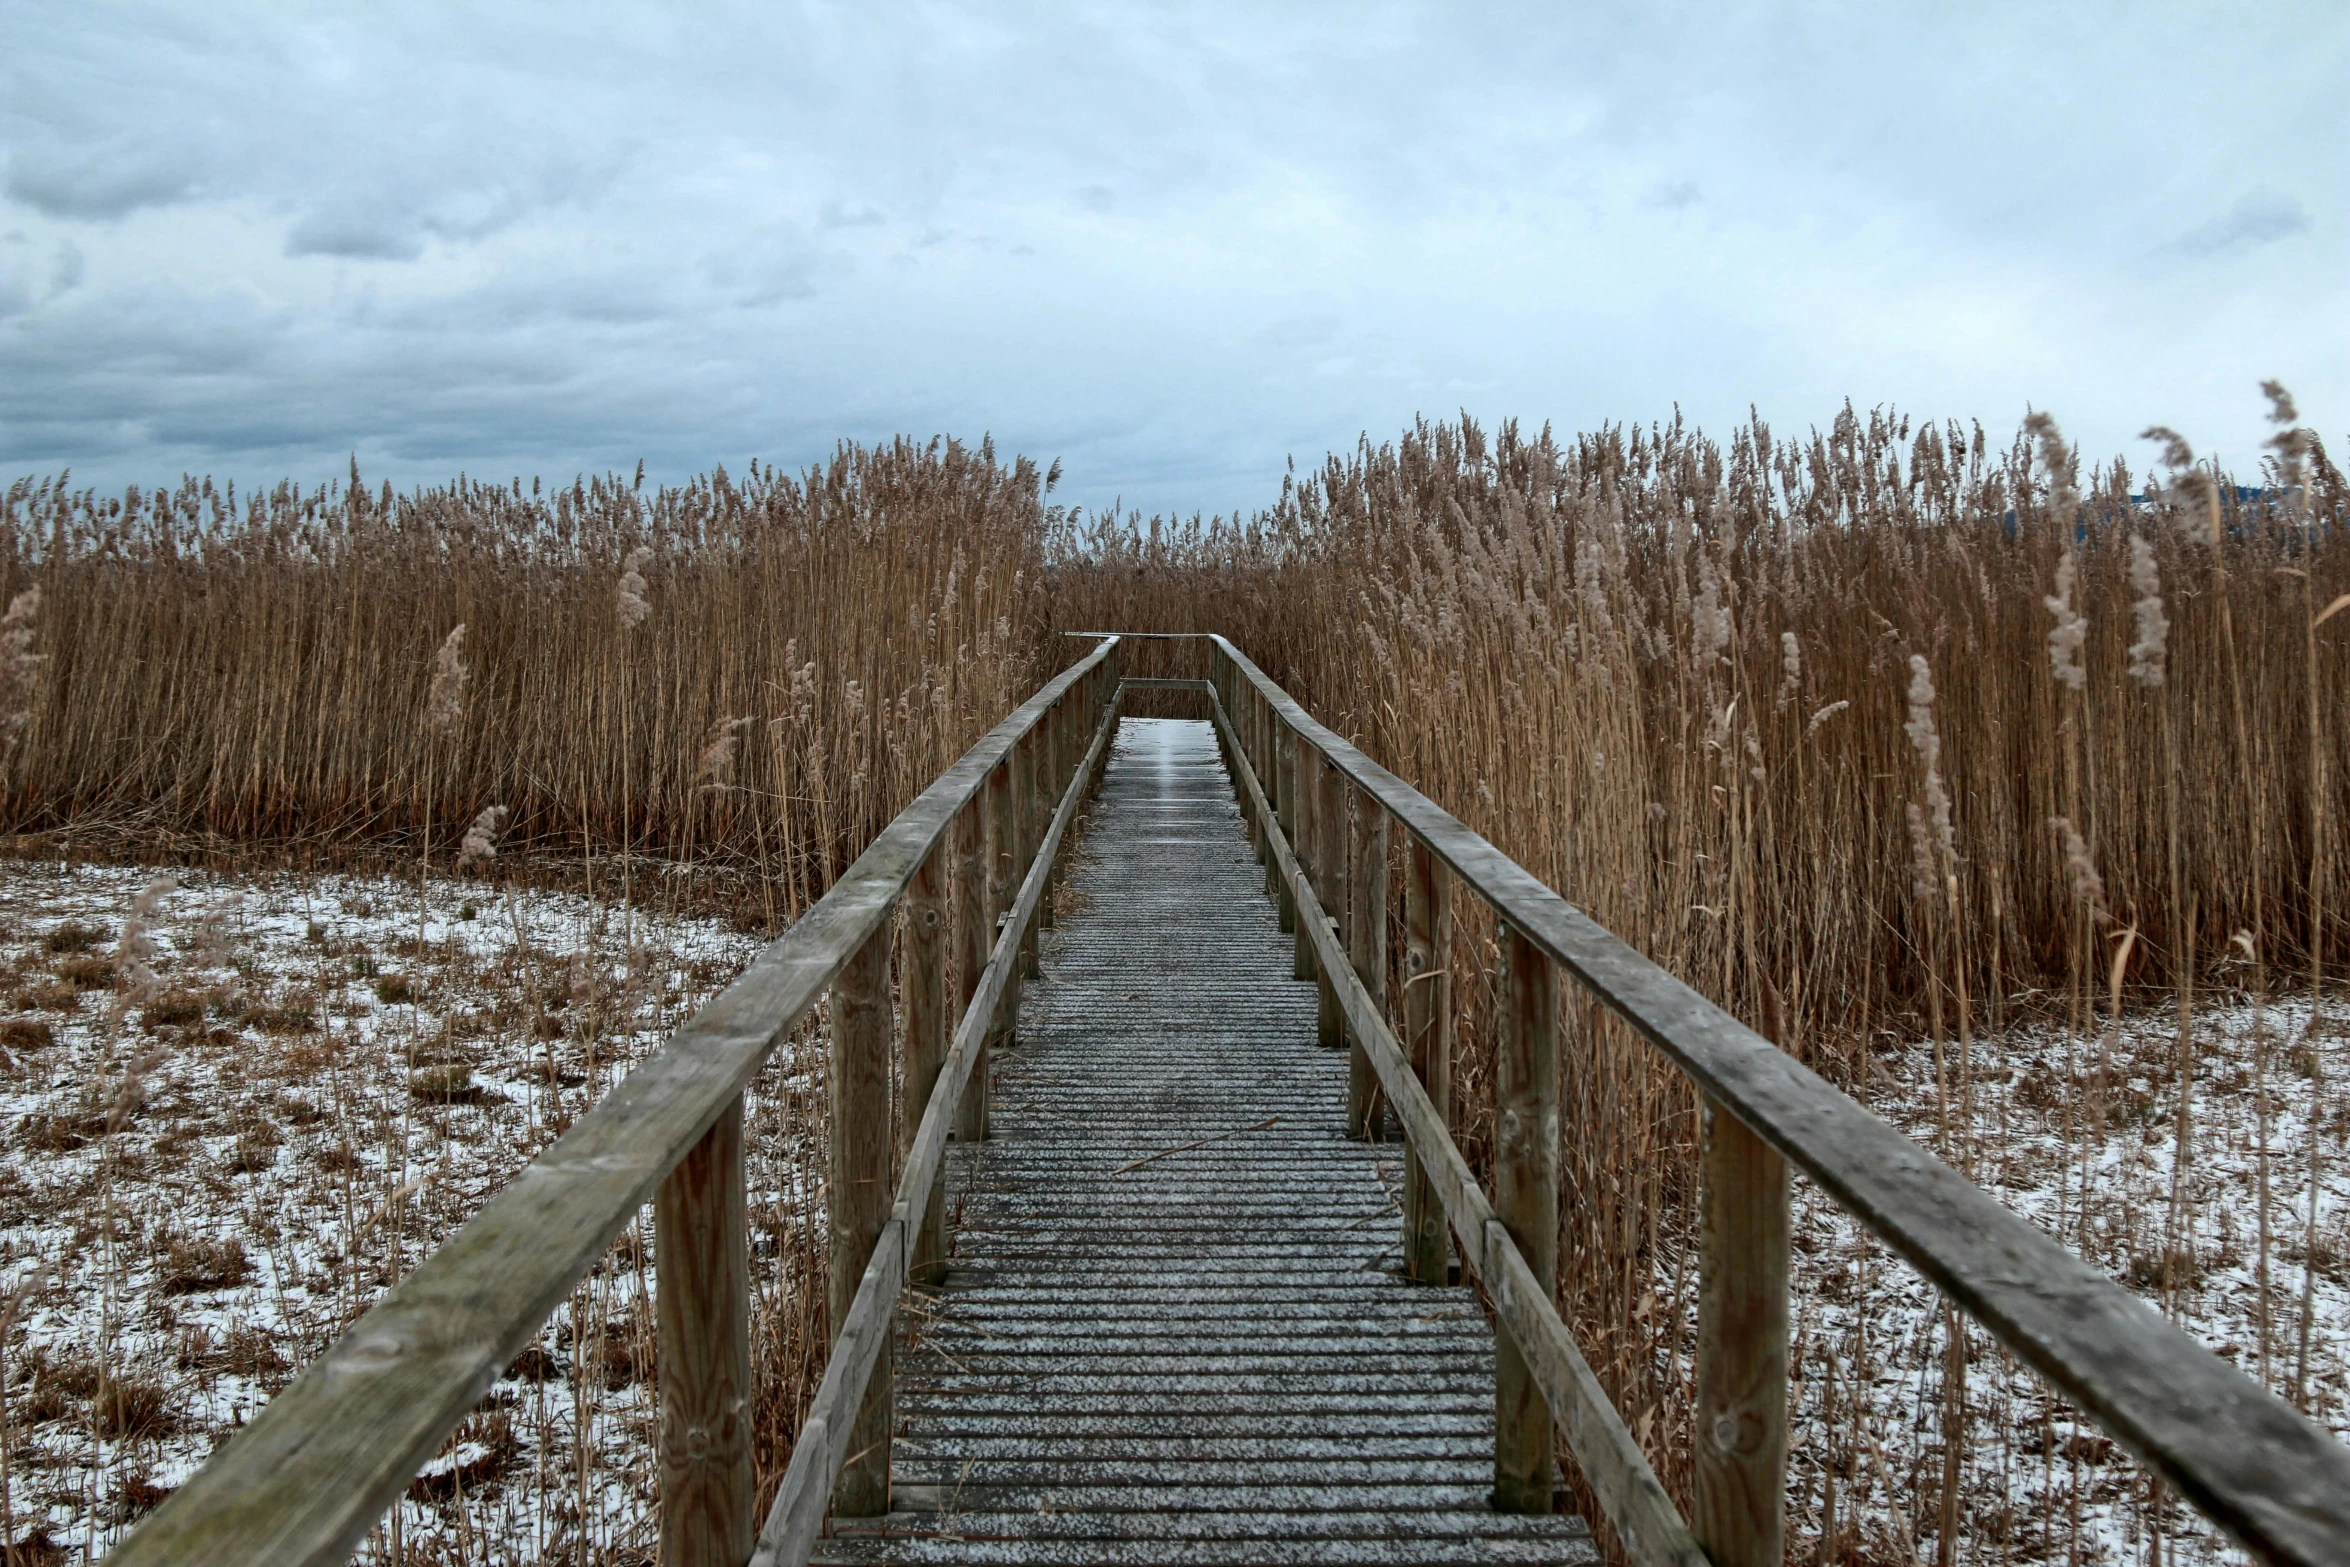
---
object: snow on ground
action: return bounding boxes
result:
[1778,990,2350,1565]
[0,859,794,1565]
[2,851,2344,1565]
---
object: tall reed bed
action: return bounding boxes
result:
[1045,404,2350,1560]
[0,439,1051,927]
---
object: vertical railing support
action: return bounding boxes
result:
[1345,790,1388,1139]
[951,796,986,1149]
[656,1095,752,1566]
[1314,752,1348,1052]
[1291,733,1317,979]
[1039,700,1063,930]
[1696,1099,1790,1567]
[967,758,1013,1144]
[1402,839,1453,1283]
[1494,920,1558,1514]
[1015,727,1041,978]
[1269,705,1294,928]
[828,919,893,1517]
[903,843,948,1286]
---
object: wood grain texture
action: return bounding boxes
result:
[1208,634,2350,1567]
[1403,838,1454,1285]
[804,718,1596,1567]
[107,638,1117,1567]
[951,796,987,1151]
[1346,785,1388,1141]
[1314,751,1346,1051]
[1292,732,1317,982]
[1694,1099,1788,1567]
[831,919,896,1518]
[657,1096,754,1567]
[754,686,1125,1567]
[1206,687,1703,1567]
[904,845,949,1287]
[1493,923,1559,1515]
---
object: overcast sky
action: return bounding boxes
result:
[2,3,2342,516]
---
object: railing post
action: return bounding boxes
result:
[1039,700,1063,931]
[1402,839,1453,1283]
[966,756,1012,1144]
[1314,751,1348,1051]
[829,919,893,1517]
[952,796,986,1152]
[1346,788,1388,1139]
[1291,732,1317,978]
[1494,920,1558,1514]
[1016,726,1042,977]
[1696,1099,1790,1567]
[1269,704,1294,929]
[1252,690,1272,867]
[656,1095,752,1566]
[903,842,948,1287]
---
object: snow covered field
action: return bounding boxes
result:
[0,855,2342,1564]
[0,859,793,1565]
[1779,991,2350,1565]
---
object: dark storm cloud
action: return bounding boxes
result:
[1,2,2344,513]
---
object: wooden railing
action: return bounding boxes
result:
[1195,634,2350,1567]
[109,637,1124,1567]
[106,628,2350,1567]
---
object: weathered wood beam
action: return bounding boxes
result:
[1402,836,1453,1285]
[105,638,1117,1567]
[903,842,949,1287]
[750,685,1123,1567]
[1203,687,1704,1567]
[1345,786,1388,1140]
[1695,1098,1789,1567]
[1208,633,2350,1567]
[827,917,894,1517]
[655,1096,752,1566]
[1494,921,1560,1514]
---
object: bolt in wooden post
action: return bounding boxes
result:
[1314,753,1347,1052]
[1292,732,1318,980]
[903,843,948,1287]
[966,757,1013,1145]
[1493,919,1558,1514]
[1346,789,1388,1139]
[656,1095,752,1567]
[1695,1096,1790,1567]
[829,919,893,1517]
[1402,839,1453,1283]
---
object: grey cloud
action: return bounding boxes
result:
[2168,191,2312,257]
[3,2,2343,517]
[50,241,84,294]
[4,138,202,219]
[285,210,425,261]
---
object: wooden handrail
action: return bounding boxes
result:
[1203,634,2350,1567]
[1203,683,1709,1567]
[749,677,1123,1566]
[108,637,1121,1567]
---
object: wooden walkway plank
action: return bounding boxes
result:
[813,717,1594,1567]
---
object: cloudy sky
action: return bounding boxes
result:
[2,3,2341,515]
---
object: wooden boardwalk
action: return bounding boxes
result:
[118,641,2350,1567]
[816,719,1597,1565]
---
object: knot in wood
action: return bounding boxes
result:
[1709,1408,1763,1456]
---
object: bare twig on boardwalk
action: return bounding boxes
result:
[1109,1116,1278,1175]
